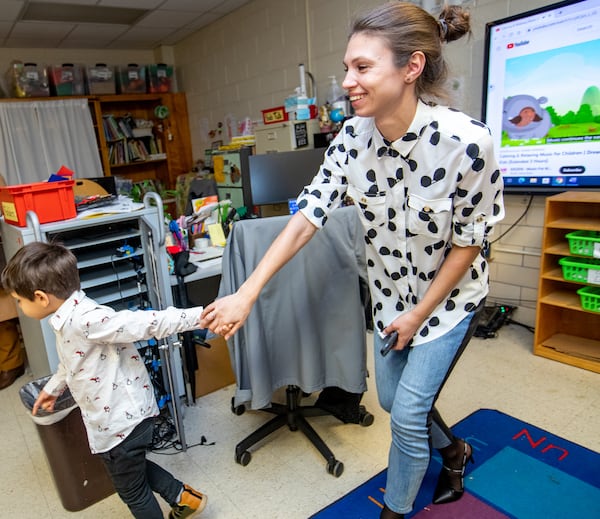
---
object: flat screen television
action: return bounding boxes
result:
[246,147,326,206]
[482,0,600,194]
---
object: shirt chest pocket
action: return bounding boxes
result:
[346,185,387,228]
[407,194,452,237]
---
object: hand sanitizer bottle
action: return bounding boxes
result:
[326,75,348,122]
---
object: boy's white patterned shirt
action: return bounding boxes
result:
[43,290,203,453]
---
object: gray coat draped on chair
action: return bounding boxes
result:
[219,206,369,410]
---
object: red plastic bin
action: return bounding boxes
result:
[0,180,76,227]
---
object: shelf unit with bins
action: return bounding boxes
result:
[534,191,600,373]
[0,195,189,447]
[87,93,193,190]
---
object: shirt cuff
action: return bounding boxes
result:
[453,217,487,247]
[43,375,67,397]
[297,197,330,229]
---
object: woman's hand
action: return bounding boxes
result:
[201,213,318,341]
[32,390,58,416]
[382,246,482,352]
[383,310,424,351]
[200,291,253,340]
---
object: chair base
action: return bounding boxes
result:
[233,385,361,477]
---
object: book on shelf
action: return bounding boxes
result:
[103,115,162,165]
[108,136,164,165]
[102,114,144,141]
[102,114,121,141]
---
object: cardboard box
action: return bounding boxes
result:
[194,336,236,398]
[0,291,17,322]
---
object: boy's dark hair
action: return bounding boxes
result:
[1,242,80,300]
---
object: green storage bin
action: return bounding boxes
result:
[558,256,600,283]
[577,286,600,313]
[565,230,600,257]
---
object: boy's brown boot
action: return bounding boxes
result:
[169,484,207,519]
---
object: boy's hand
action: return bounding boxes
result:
[32,390,58,415]
[201,292,252,340]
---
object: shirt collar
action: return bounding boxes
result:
[49,289,86,331]
[372,100,434,159]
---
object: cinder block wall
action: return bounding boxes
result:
[174,0,554,328]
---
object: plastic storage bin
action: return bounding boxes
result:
[566,230,600,258]
[86,63,116,94]
[7,61,50,97]
[577,286,600,312]
[559,256,600,284]
[147,63,174,93]
[48,64,85,96]
[117,64,147,94]
[19,377,115,511]
[0,180,76,227]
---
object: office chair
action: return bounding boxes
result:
[219,207,374,477]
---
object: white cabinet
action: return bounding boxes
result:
[254,119,320,154]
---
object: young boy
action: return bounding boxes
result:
[2,242,207,519]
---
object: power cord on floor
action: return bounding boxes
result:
[151,412,178,450]
[152,435,216,455]
[506,318,535,334]
[151,411,215,453]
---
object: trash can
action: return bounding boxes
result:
[19,376,115,512]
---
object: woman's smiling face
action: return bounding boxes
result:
[342,32,409,121]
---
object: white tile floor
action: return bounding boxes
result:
[1,323,598,518]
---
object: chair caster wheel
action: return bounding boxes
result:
[236,450,251,466]
[359,406,374,427]
[231,397,245,415]
[327,459,344,477]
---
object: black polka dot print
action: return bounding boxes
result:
[294,101,504,345]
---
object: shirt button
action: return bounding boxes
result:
[476,216,484,222]
[423,206,431,212]
[361,197,367,203]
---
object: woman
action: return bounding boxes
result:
[202,3,504,518]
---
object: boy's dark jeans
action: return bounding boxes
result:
[98,417,182,518]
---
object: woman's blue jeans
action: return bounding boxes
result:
[98,417,182,518]
[374,310,476,514]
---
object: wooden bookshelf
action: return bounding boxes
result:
[534,191,600,373]
[87,93,193,189]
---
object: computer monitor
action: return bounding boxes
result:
[482,0,600,194]
[245,148,326,207]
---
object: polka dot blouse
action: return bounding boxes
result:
[296,100,505,345]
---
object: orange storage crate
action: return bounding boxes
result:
[0,180,76,227]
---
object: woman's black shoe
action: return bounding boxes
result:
[432,439,474,504]
[380,504,404,519]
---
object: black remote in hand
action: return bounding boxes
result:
[380,331,398,357]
